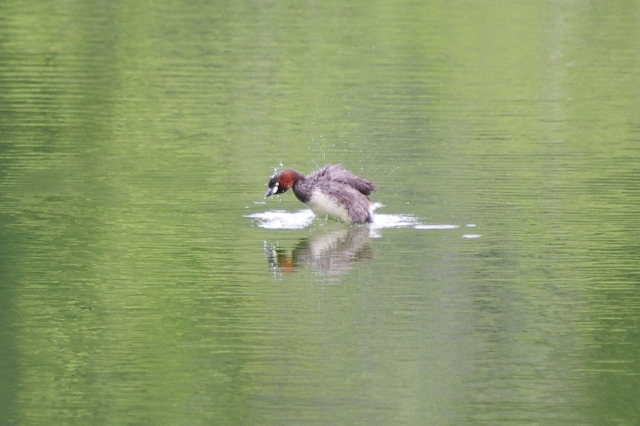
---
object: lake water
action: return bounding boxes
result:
[1,0,639,424]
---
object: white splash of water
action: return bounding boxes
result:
[462,234,482,239]
[245,210,315,230]
[246,209,468,236]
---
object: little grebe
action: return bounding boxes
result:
[264,164,376,224]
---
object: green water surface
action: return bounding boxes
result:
[1,0,639,424]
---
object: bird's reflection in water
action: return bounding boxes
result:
[264,226,373,279]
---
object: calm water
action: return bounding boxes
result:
[1,0,639,424]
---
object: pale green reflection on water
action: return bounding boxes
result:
[1,0,639,424]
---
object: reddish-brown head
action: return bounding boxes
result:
[264,169,300,198]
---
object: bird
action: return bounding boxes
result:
[264,164,376,224]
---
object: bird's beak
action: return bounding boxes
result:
[264,182,279,199]
[264,187,275,198]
